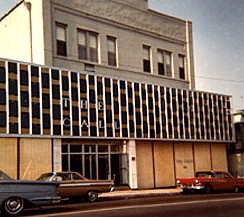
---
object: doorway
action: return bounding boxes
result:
[61,143,128,185]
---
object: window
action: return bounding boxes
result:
[157,49,172,77]
[179,55,186,80]
[78,29,98,63]
[143,45,151,73]
[56,23,67,56]
[107,36,117,66]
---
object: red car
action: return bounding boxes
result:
[176,171,244,194]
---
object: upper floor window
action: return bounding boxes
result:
[157,49,172,77]
[56,23,67,57]
[107,36,117,67]
[78,29,98,63]
[179,55,186,80]
[143,45,151,73]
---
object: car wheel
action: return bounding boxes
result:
[234,186,239,193]
[86,190,98,202]
[3,197,24,215]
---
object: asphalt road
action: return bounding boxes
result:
[13,193,244,217]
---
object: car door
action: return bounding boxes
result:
[58,173,77,198]
[222,172,236,190]
[211,172,228,191]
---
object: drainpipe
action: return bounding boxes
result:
[24,1,33,63]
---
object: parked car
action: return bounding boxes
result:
[0,170,60,215]
[176,170,244,194]
[37,171,115,202]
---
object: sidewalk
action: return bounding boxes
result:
[101,187,182,200]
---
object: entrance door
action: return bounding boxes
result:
[62,143,128,184]
[111,154,128,185]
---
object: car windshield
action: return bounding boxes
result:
[0,170,13,180]
[195,172,213,178]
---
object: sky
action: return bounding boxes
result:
[0,0,243,112]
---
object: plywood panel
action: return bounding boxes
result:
[174,142,194,178]
[211,143,228,171]
[0,138,17,179]
[20,138,52,180]
[136,142,154,189]
[194,143,211,171]
[154,142,175,187]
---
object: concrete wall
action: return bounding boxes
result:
[50,0,193,89]
[0,0,194,89]
[113,0,148,11]
[228,153,244,177]
[0,0,47,65]
[0,3,31,62]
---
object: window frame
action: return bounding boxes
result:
[77,28,99,63]
[56,23,67,57]
[143,45,151,73]
[107,36,117,67]
[157,49,172,77]
[179,54,186,80]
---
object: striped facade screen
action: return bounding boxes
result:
[0,59,234,142]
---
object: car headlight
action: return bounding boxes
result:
[176,180,181,184]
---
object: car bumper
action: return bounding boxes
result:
[178,184,205,190]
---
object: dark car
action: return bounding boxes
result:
[0,170,60,215]
[37,171,115,202]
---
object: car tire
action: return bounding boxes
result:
[86,190,98,202]
[3,197,24,215]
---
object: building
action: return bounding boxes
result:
[228,110,244,177]
[0,0,234,189]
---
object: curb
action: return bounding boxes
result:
[100,188,182,200]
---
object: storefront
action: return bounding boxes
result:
[0,59,234,189]
[61,142,128,185]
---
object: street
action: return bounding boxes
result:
[13,193,244,217]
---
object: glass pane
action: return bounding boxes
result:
[165,53,171,64]
[84,145,96,153]
[62,154,68,171]
[179,55,184,67]
[107,37,116,52]
[78,30,86,45]
[157,51,164,63]
[98,145,108,152]
[90,47,98,62]
[70,145,82,153]
[85,155,96,179]
[70,154,83,174]
[98,155,109,179]
[89,34,97,48]
[143,45,150,60]
[110,145,120,153]
[56,25,66,41]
